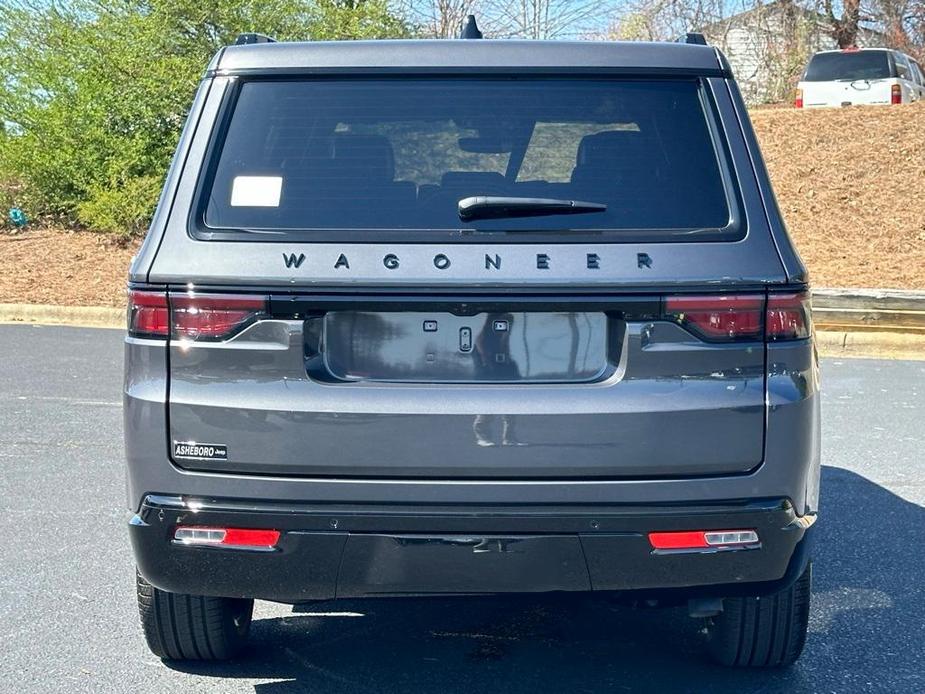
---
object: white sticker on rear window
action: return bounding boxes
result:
[230,176,282,207]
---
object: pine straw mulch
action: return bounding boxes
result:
[752,101,925,289]
[0,228,140,307]
[1,101,923,307]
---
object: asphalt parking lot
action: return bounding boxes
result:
[0,324,922,693]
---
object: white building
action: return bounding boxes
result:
[700,1,885,103]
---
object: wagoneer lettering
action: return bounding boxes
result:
[282,252,305,268]
[126,28,819,669]
[282,248,660,274]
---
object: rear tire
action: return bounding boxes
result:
[706,563,811,667]
[136,570,254,660]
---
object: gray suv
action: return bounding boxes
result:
[125,28,820,668]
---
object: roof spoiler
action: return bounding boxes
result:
[675,32,708,45]
[234,33,277,46]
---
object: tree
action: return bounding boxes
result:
[0,0,410,235]
[601,0,731,42]
[403,0,606,39]
[913,0,925,56]
[823,0,864,47]
[479,0,608,38]
[310,0,413,39]
[866,0,925,58]
[401,0,479,37]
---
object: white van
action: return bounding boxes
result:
[796,48,925,108]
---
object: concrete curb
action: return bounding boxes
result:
[815,330,925,360]
[812,288,925,334]
[0,303,123,329]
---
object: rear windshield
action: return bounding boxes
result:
[804,51,893,81]
[202,79,734,237]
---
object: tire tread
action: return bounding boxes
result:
[135,571,253,661]
[707,564,812,668]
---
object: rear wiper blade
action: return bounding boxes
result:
[458,196,607,222]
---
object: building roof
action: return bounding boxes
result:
[210,39,728,77]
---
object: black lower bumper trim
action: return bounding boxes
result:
[130,495,814,603]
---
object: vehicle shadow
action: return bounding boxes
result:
[166,466,924,693]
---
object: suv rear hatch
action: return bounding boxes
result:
[158,290,776,478]
[148,72,795,480]
[800,50,898,106]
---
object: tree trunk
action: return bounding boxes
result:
[831,0,861,48]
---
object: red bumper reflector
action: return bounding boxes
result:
[648,529,759,550]
[648,531,710,549]
[173,526,280,548]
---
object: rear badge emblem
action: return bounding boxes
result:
[173,442,228,461]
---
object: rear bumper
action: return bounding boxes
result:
[130,495,815,604]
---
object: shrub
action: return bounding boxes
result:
[0,0,411,236]
[77,176,166,239]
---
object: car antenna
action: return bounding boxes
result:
[674,32,708,45]
[460,15,483,39]
[234,33,277,45]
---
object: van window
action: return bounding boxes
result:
[202,79,734,236]
[804,51,893,81]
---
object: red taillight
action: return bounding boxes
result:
[665,293,811,342]
[664,295,764,342]
[794,88,803,108]
[170,293,267,341]
[891,84,902,104]
[648,529,759,550]
[766,291,812,341]
[173,526,281,548]
[127,290,169,338]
